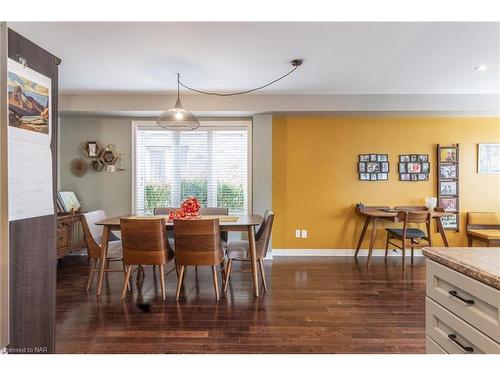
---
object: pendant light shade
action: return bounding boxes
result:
[157,74,200,131]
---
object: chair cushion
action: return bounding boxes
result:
[386,228,427,239]
[468,229,500,240]
[105,240,123,259]
[468,212,500,225]
[226,240,250,260]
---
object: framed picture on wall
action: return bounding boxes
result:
[440,148,458,163]
[358,154,389,181]
[440,181,457,195]
[441,214,458,229]
[398,154,430,181]
[439,164,457,179]
[439,197,458,211]
[477,143,500,174]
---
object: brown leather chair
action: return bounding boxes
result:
[120,217,175,300]
[174,218,225,301]
[224,210,275,292]
[82,210,125,292]
[385,210,432,269]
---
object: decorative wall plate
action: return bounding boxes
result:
[70,158,89,177]
[83,141,103,158]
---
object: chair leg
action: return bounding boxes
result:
[159,264,165,300]
[468,237,473,247]
[176,266,185,301]
[122,260,131,291]
[401,248,406,270]
[121,265,132,300]
[258,258,268,291]
[211,265,220,301]
[86,258,97,291]
[223,259,233,292]
[384,234,390,259]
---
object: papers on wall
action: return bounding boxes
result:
[478,143,500,174]
[7,58,54,221]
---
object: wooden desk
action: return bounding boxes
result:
[95,214,263,297]
[354,206,452,265]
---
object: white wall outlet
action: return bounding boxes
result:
[301,229,308,238]
[295,229,301,238]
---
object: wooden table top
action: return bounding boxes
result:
[356,207,453,219]
[95,214,263,227]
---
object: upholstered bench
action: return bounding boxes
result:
[467,212,500,247]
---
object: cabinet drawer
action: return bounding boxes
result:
[426,335,447,354]
[426,297,500,354]
[426,260,500,342]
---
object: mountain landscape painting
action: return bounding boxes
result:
[8,70,50,134]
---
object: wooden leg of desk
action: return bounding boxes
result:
[435,217,450,247]
[354,216,371,258]
[248,225,259,297]
[96,225,110,296]
[367,218,378,266]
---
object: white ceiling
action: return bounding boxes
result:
[9,22,500,95]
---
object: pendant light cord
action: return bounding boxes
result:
[177,59,302,97]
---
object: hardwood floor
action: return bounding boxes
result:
[56,255,427,354]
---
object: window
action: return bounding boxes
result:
[133,120,251,215]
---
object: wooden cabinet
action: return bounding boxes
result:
[425,259,500,353]
[56,213,84,259]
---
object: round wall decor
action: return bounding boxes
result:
[83,141,103,158]
[70,158,89,177]
[91,159,105,172]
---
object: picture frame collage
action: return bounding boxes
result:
[358,154,389,181]
[398,154,430,181]
[437,144,460,231]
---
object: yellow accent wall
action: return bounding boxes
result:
[272,116,500,250]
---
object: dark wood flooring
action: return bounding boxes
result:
[55,255,427,354]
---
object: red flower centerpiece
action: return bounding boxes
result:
[168,197,201,221]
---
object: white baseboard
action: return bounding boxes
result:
[270,248,424,257]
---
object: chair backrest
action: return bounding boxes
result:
[120,217,170,266]
[82,210,107,259]
[199,207,229,216]
[394,206,429,212]
[154,207,178,215]
[397,210,431,224]
[255,210,275,258]
[467,212,500,230]
[174,218,223,266]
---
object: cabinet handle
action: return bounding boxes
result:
[448,334,473,352]
[448,290,474,305]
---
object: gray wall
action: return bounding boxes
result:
[59,117,132,217]
[59,116,273,220]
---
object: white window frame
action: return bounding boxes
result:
[131,119,253,215]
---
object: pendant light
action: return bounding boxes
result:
[157,73,200,131]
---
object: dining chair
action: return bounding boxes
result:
[223,210,275,292]
[174,218,225,301]
[385,210,432,268]
[82,210,126,291]
[120,217,175,300]
[153,207,177,251]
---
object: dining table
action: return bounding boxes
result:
[94,214,264,297]
[354,205,453,265]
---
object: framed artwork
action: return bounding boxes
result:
[437,144,460,232]
[439,164,457,179]
[441,214,458,230]
[399,154,429,181]
[440,181,457,195]
[440,148,457,163]
[358,154,389,181]
[439,197,457,211]
[477,143,500,174]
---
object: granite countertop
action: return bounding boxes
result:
[422,247,500,290]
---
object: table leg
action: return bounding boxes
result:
[354,216,371,258]
[96,225,111,296]
[247,225,259,297]
[435,217,450,247]
[367,217,378,266]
